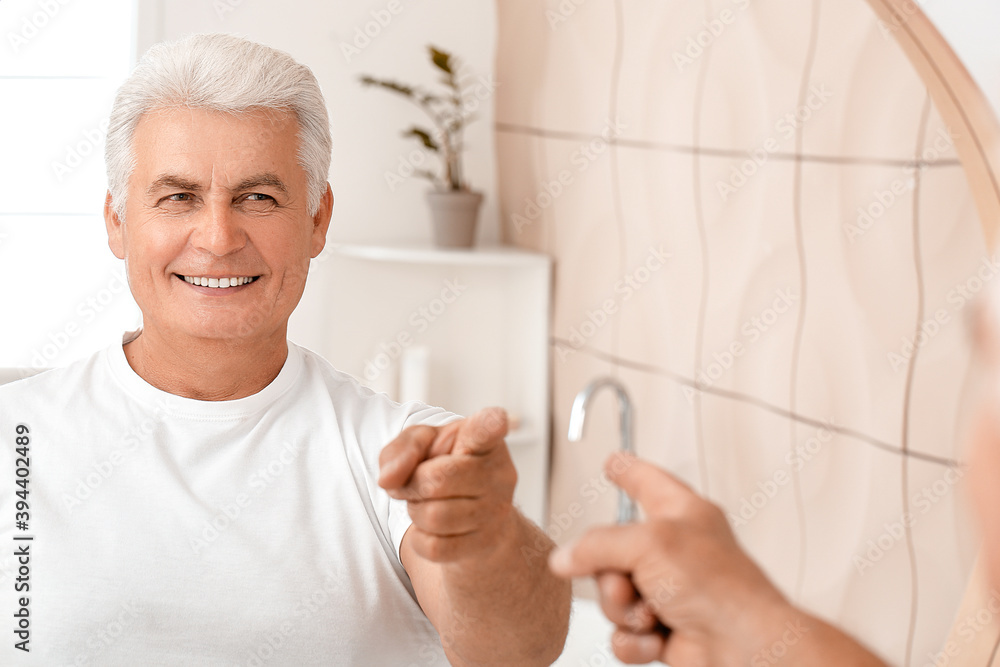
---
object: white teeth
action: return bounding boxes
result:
[182,275,256,289]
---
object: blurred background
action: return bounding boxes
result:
[4,1,1000,665]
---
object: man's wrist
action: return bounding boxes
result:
[480,507,529,561]
[433,506,522,574]
[713,574,796,657]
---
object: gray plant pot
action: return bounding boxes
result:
[425,189,484,249]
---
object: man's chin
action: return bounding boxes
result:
[165,318,274,344]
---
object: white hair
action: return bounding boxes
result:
[105,33,332,218]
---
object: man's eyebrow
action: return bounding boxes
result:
[146,175,203,196]
[232,173,289,195]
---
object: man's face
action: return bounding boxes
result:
[105,107,331,345]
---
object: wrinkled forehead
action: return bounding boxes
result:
[128,106,304,187]
[132,105,300,149]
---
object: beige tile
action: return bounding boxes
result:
[613,364,703,494]
[609,149,702,377]
[788,162,919,447]
[613,1,751,149]
[495,0,617,133]
[549,358,703,540]
[494,0,985,660]
[496,131,549,251]
[906,165,987,463]
[537,139,627,363]
[698,154,803,411]
[804,0,929,161]
[548,349,622,545]
[796,440,912,659]
[696,0,816,157]
[904,458,980,663]
[697,394,814,600]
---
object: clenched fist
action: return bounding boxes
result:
[379,407,519,563]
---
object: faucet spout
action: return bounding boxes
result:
[567,377,636,524]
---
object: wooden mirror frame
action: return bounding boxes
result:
[866,0,1000,248]
[867,3,1000,659]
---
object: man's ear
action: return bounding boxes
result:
[310,183,334,259]
[104,191,126,260]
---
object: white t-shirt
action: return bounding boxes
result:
[0,336,457,666]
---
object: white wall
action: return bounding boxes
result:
[0,0,497,369]
[132,0,999,251]
[2,0,996,370]
[134,0,499,354]
[138,0,499,247]
[922,0,1000,112]
[0,0,142,369]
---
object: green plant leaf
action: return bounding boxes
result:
[429,46,453,74]
[417,92,445,106]
[414,169,437,183]
[358,76,415,98]
[403,127,440,151]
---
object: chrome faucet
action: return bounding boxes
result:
[567,377,636,523]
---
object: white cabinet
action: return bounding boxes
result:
[308,244,552,526]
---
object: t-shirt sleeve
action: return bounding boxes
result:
[387,404,463,563]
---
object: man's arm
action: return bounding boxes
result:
[549,453,887,666]
[379,408,572,666]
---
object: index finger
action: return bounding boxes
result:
[378,425,439,489]
[604,453,697,519]
[548,523,648,578]
[453,407,509,456]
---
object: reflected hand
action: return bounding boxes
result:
[378,407,518,562]
[549,453,789,666]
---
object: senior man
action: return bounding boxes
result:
[0,34,569,665]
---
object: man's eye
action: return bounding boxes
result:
[165,193,193,202]
[238,193,277,210]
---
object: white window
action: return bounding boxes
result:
[0,0,140,368]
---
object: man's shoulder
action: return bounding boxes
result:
[290,343,460,430]
[0,367,46,386]
[292,343,388,404]
[0,349,107,404]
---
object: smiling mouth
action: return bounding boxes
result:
[178,275,259,289]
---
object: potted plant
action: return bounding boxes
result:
[360,46,484,248]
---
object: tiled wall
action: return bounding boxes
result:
[495,0,989,663]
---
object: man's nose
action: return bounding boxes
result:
[192,199,247,256]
